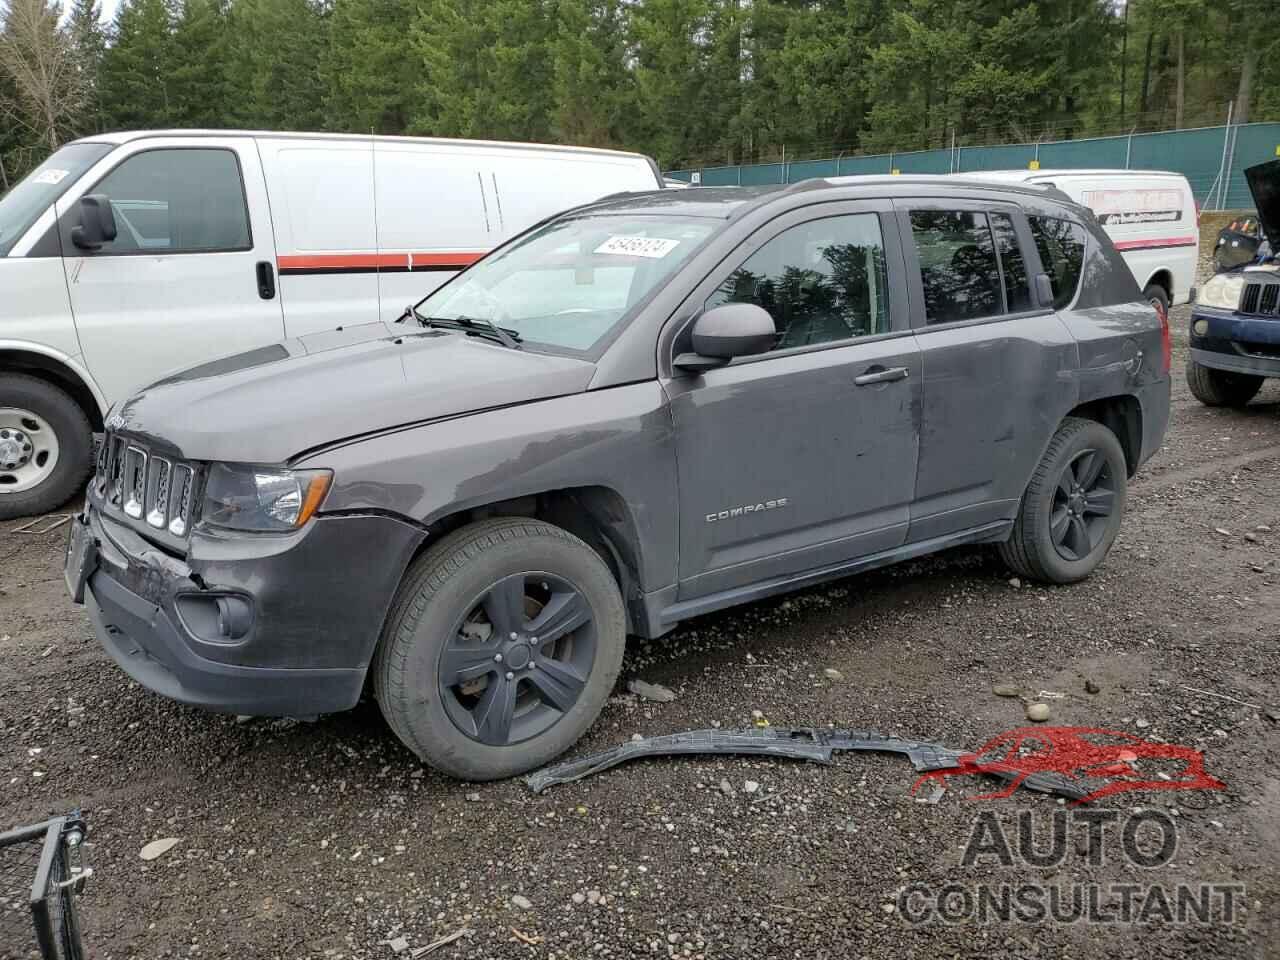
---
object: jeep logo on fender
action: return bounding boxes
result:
[706,498,789,523]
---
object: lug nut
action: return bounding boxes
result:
[510,632,519,640]
[494,653,503,663]
[505,671,514,681]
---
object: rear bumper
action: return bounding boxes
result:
[77,505,424,716]
[1189,307,1280,378]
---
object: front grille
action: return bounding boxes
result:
[1241,281,1280,317]
[94,433,198,539]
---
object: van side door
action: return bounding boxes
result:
[55,137,285,404]
[899,200,1077,542]
[256,138,382,337]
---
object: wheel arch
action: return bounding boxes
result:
[1143,268,1173,302]
[414,485,648,635]
[1066,394,1142,477]
[0,345,107,431]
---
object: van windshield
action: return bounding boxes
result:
[416,214,718,353]
[0,142,113,256]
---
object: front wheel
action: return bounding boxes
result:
[999,417,1128,584]
[0,374,94,520]
[373,517,626,780]
[1186,358,1263,408]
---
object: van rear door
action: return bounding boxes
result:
[55,136,285,403]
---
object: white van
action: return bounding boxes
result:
[961,169,1199,309]
[0,130,663,517]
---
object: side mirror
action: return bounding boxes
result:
[71,194,117,250]
[1034,272,1055,308]
[674,303,777,373]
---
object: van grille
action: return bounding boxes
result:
[93,433,198,540]
[1240,281,1280,317]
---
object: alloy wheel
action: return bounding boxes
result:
[1050,448,1115,561]
[439,572,597,746]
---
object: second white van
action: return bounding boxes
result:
[961,169,1199,310]
[0,130,663,517]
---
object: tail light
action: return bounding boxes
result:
[1155,299,1171,374]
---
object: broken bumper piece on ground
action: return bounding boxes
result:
[524,727,1090,802]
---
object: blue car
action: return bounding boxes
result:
[1188,158,1280,406]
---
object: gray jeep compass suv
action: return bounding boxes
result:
[66,177,1171,780]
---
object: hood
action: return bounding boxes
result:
[111,322,596,463]
[1245,159,1280,250]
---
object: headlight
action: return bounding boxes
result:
[1196,273,1245,310]
[202,464,332,532]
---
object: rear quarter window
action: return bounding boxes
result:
[1028,216,1086,309]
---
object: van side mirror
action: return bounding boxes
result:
[1034,273,1055,308]
[71,194,117,250]
[674,303,777,373]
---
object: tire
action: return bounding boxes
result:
[373,517,626,781]
[1185,358,1263,408]
[999,417,1128,585]
[1142,283,1170,314]
[0,374,94,520]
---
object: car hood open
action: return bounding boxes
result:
[1245,158,1280,250]
[111,322,597,463]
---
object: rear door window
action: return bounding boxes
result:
[908,210,1003,324]
[1028,216,1087,309]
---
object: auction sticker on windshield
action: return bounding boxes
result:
[595,235,681,258]
[32,168,71,186]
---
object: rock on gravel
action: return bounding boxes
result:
[627,678,677,702]
[138,837,180,861]
[1025,702,1051,722]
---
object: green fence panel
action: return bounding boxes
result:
[836,154,892,176]
[1225,124,1280,208]
[892,150,950,174]
[666,122,1280,210]
[1037,136,1128,169]
[956,143,1036,171]
[699,166,742,186]
[786,158,838,182]
[740,162,785,185]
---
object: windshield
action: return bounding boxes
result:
[0,142,113,256]
[416,214,718,353]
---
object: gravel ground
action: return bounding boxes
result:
[2,305,1278,960]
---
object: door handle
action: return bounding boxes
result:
[854,366,910,386]
[255,261,276,300]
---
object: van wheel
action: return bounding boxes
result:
[373,517,626,781]
[1142,283,1170,314]
[1186,358,1263,408]
[999,417,1128,584]
[0,375,93,520]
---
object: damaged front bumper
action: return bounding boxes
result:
[66,503,423,717]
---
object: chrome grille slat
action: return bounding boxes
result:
[95,431,197,539]
[1242,283,1261,314]
[168,465,193,537]
[123,446,147,519]
[1260,285,1279,316]
[145,457,171,529]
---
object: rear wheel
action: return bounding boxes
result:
[999,417,1128,584]
[374,517,626,780]
[1142,283,1170,315]
[1186,358,1264,408]
[0,375,93,520]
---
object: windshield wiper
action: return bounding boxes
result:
[398,306,521,349]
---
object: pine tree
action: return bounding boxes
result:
[224,0,328,130]
[170,0,234,128]
[99,0,176,129]
[551,0,632,147]
[65,0,106,133]
[322,0,417,134]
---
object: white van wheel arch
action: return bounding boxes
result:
[0,407,61,493]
